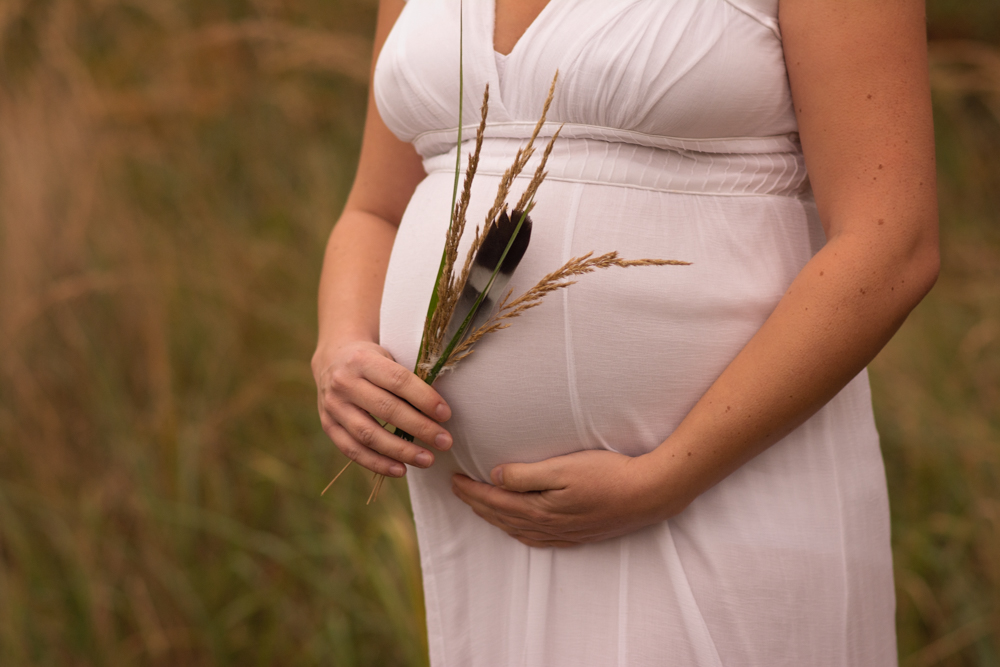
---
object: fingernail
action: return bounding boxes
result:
[435,433,452,450]
[415,452,433,467]
[491,467,503,486]
[435,403,451,421]
[390,464,405,477]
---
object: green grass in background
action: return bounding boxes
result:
[0,1,997,665]
[872,33,1000,666]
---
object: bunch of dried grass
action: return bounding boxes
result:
[416,72,561,382]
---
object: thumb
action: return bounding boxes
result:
[491,460,565,492]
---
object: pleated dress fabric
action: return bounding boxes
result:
[374,1,898,665]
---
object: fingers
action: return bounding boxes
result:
[320,412,406,477]
[461,494,554,544]
[491,460,566,492]
[351,381,452,451]
[360,351,452,422]
[452,475,541,522]
[451,474,596,548]
[515,537,579,549]
[336,403,438,469]
[315,340,454,477]
[457,489,581,548]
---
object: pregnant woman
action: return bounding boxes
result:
[312,0,939,664]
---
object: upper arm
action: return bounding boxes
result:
[779,0,938,257]
[345,0,426,227]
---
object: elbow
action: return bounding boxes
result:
[916,243,940,297]
[898,224,940,306]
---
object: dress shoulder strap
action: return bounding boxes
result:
[721,0,781,38]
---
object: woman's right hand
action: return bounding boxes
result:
[312,340,453,478]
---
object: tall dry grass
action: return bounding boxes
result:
[872,35,1000,667]
[0,0,997,665]
[0,1,426,665]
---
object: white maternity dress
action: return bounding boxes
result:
[374,1,898,665]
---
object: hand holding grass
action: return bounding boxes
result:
[313,339,453,480]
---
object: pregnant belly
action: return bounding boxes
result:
[380,171,822,481]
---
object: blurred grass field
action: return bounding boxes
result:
[0,1,997,665]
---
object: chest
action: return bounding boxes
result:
[493,0,552,56]
[376,0,797,150]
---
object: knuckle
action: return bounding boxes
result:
[355,423,379,448]
[387,365,411,392]
[345,347,369,369]
[327,367,352,392]
[374,394,399,422]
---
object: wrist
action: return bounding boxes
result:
[637,440,701,519]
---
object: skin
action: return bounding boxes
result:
[313,0,940,548]
[494,0,553,56]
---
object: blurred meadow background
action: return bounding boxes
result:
[0,0,997,664]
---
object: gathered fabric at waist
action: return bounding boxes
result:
[421,134,811,198]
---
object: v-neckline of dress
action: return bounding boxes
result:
[489,0,560,59]
[485,0,561,104]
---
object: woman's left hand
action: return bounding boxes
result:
[451,450,687,548]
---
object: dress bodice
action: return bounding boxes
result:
[374,0,798,160]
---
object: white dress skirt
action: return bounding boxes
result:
[374,1,898,665]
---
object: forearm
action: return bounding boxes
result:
[313,210,398,367]
[641,0,941,516]
[645,229,939,513]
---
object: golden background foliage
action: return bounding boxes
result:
[0,1,997,664]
